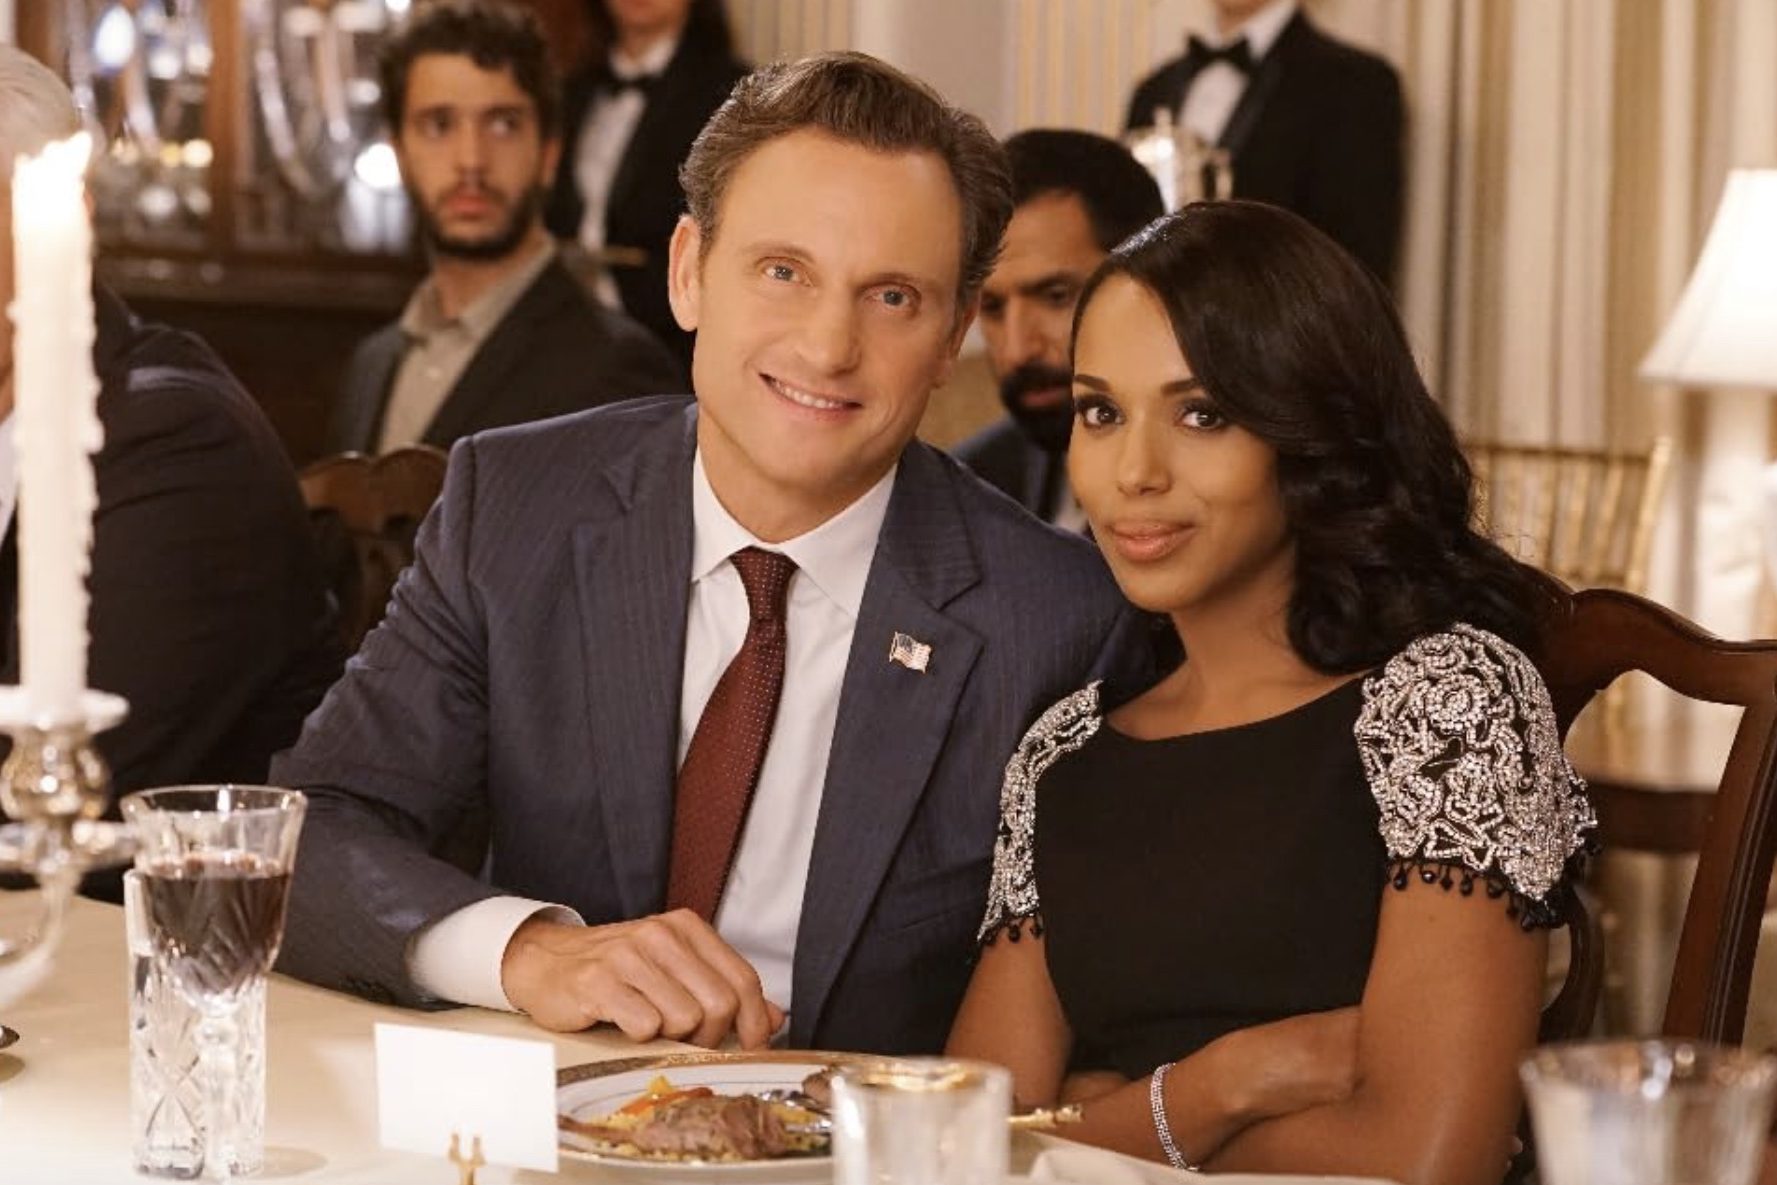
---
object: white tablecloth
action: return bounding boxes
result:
[0,896,1387,1184]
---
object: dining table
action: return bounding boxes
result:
[0,894,1393,1184]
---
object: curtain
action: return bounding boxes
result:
[1318,0,1777,631]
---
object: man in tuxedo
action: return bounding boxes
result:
[955,131,1163,527]
[274,52,1154,1055]
[1126,0,1404,285]
[545,0,749,369]
[0,49,341,841]
[331,0,683,456]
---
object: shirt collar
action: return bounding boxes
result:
[400,239,557,344]
[690,450,896,619]
[611,33,679,80]
[1203,0,1297,59]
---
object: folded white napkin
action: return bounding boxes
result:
[1020,1141,1397,1185]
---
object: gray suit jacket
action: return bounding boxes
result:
[273,397,1152,1053]
[328,257,685,454]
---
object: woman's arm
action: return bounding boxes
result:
[948,932,1362,1161]
[1204,878,1545,1185]
[947,932,1072,1108]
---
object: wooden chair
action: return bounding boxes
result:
[299,447,449,653]
[1467,437,1672,593]
[1534,580,1777,1043]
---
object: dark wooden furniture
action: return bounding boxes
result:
[299,447,448,653]
[1537,584,1777,1043]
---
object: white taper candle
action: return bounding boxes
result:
[7,132,101,723]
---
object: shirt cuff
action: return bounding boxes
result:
[405,896,584,1011]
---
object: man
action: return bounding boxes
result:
[1126,0,1404,284]
[955,130,1163,527]
[331,0,684,455]
[274,52,1153,1055]
[544,0,748,368]
[0,49,342,841]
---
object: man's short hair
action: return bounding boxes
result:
[1005,129,1164,254]
[378,0,561,140]
[0,46,82,181]
[680,52,1012,308]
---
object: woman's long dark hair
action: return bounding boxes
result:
[585,0,735,61]
[1073,201,1556,672]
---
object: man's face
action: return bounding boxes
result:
[605,0,693,39]
[977,191,1105,454]
[668,129,972,540]
[394,53,560,261]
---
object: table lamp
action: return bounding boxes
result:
[1640,168,1777,604]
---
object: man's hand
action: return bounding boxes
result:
[500,910,784,1048]
[1205,1006,1362,1123]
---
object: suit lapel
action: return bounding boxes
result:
[790,445,983,1045]
[574,406,697,917]
[1218,11,1305,159]
[422,263,576,447]
[341,328,405,454]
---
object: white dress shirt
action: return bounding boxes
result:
[573,35,679,311]
[408,451,896,1023]
[1178,0,1298,146]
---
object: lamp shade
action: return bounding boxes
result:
[1641,168,1777,389]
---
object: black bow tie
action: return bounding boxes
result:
[602,71,660,99]
[1184,35,1255,75]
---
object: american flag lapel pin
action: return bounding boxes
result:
[888,631,933,673]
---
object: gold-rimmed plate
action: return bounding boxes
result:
[557,1050,878,1181]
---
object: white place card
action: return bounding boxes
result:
[374,1023,559,1172]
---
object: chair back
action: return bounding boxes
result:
[1467,437,1672,593]
[299,447,448,653]
[1534,580,1777,1042]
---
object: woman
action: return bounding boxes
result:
[544,0,747,366]
[947,202,1593,1185]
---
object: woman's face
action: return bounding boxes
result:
[1067,275,1294,620]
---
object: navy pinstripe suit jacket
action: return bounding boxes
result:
[273,396,1151,1053]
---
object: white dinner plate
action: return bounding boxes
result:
[557,1049,877,1181]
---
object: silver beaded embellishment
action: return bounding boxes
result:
[976,682,1102,944]
[1355,624,1594,917]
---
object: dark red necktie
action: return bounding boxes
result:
[666,547,798,921]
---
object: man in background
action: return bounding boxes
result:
[0,47,341,851]
[1126,0,1403,285]
[545,0,749,368]
[955,130,1162,528]
[331,0,682,455]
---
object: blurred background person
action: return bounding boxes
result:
[0,45,342,884]
[545,0,748,367]
[956,129,1163,528]
[1125,0,1403,286]
[333,0,683,456]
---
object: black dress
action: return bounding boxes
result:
[977,625,1595,1081]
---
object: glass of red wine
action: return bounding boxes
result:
[122,786,305,1184]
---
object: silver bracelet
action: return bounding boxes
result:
[1149,1062,1202,1173]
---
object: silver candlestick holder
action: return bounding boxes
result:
[0,688,134,1005]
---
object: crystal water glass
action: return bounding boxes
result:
[122,787,305,1184]
[1522,1039,1777,1185]
[126,869,266,1178]
[831,1057,1012,1185]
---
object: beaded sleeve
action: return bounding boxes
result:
[976,683,1103,945]
[1354,624,1596,928]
